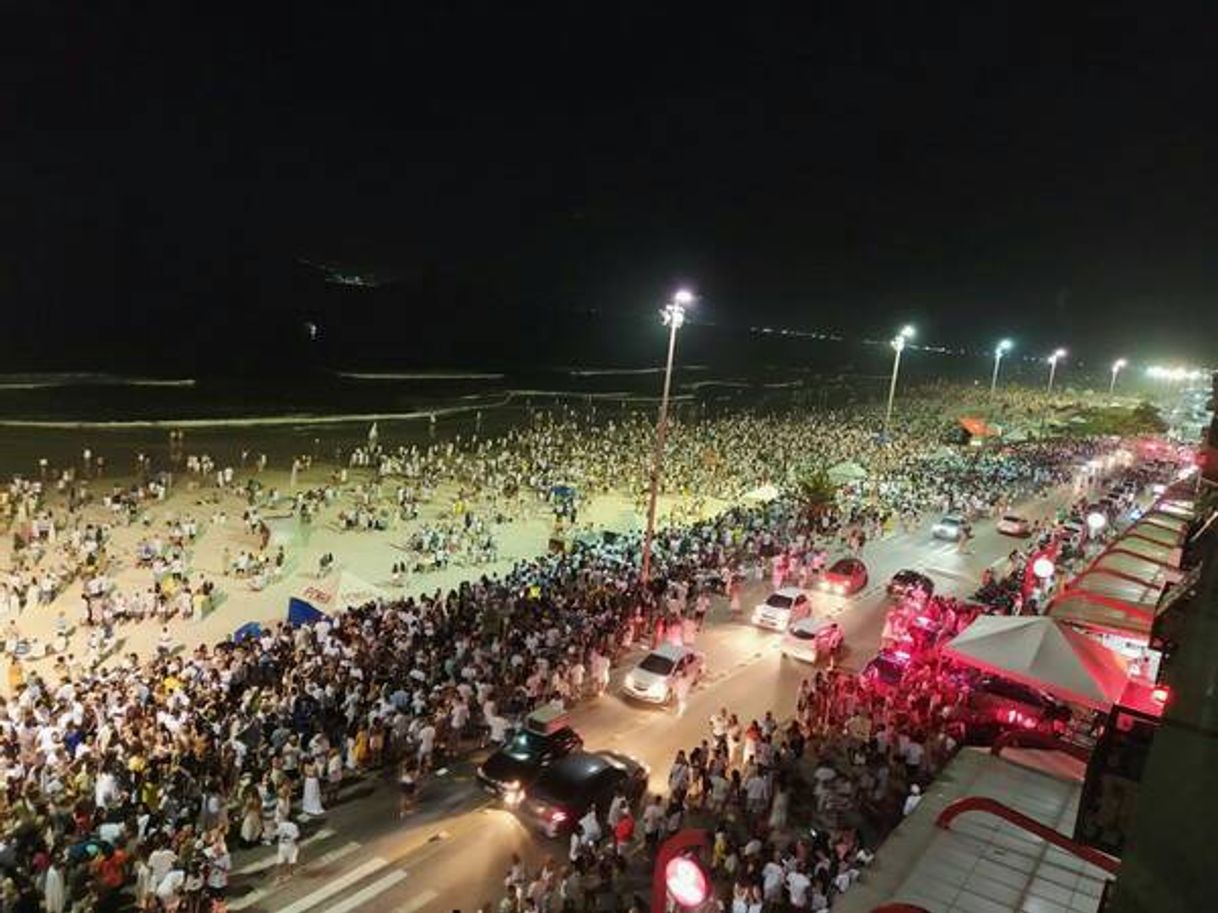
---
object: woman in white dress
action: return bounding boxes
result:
[300,760,325,818]
[42,857,65,913]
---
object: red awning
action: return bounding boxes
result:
[960,416,996,437]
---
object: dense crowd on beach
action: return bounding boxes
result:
[0,386,1130,911]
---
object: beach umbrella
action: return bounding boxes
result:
[233,621,263,642]
[827,461,868,483]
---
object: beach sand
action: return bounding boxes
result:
[0,458,731,686]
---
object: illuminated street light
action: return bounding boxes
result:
[1046,348,1067,393]
[883,325,916,435]
[990,339,1013,394]
[641,288,695,583]
[664,856,710,908]
[1109,358,1127,395]
[1087,512,1107,533]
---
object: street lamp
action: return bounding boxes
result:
[883,325,915,435]
[641,288,694,583]
[1109,358,1127,395]
[990,339,1013,394]
[1046,348,1067,392]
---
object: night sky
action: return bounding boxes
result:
[4,4,1216,374]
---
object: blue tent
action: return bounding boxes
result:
[287,598,329,627]
[233,621,263,642]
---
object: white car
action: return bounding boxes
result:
[781,617,844,664]
[751,587,810,631]
[997,515,1031,537]
[622,643,704,704]
[932,515,967,540]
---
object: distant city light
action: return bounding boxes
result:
[1146,365,1205,382]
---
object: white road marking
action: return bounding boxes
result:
[395,889,440,913]
[319,870,409,913]
[272,857,389,913]
[235,828,337,875]
[922,565,976,583]
[229,844,362,910]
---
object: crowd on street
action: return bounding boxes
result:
[0,386,1132,912]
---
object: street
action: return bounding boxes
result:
[229,491,1068,913]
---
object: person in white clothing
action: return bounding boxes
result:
[276,818,301,881]
[787,867,812,909]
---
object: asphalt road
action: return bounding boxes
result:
[226,489,1072,913]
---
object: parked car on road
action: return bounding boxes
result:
[887,569,935,599]
[517,751,648,837]
[477,708,583,803]
[817,558,869,596]
[932,515,967,541]
[781,617,844,664]
[751,587,811,631]
[997,515,1032,537]
[622,643,704,705]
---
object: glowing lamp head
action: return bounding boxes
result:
[1048,348,1066,364]
[899,324,916,339]
[1032,557,1055,579]
[995,339,1013,356]
[672,288,695,306]
[1086,512,1107,533]
[1112,358,1127,371]
[665,856,710,908]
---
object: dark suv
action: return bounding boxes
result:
[887,569,935,599]
[477,713,583,801]
[517,751,648,837]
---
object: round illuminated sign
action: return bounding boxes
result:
[665,856,710,908]
[1032,557,1055,579]
[1086,512,1106,532]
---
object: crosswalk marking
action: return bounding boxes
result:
[395,889,440,913]
[272,857,389,913]
[228,846,362,912]
[320,871,409,913]
[235,828,336,875]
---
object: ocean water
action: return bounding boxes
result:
[0,364,874,478]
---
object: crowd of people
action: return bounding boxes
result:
[0,385,1134,912]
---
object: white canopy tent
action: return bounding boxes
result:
[943,615,1129,710]
[827,461,868,483]
[289,568,387,617]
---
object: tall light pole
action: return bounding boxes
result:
[641,288,694,584]
[883,325,915,436]
[990,338,1013,394]
[1046,348,1067,393]
[1109,358,1127,395]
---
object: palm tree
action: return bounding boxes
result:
[795,465,838,520]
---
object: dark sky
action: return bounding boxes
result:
[3,3,1217,372]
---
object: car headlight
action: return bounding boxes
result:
[648,680,668,697]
